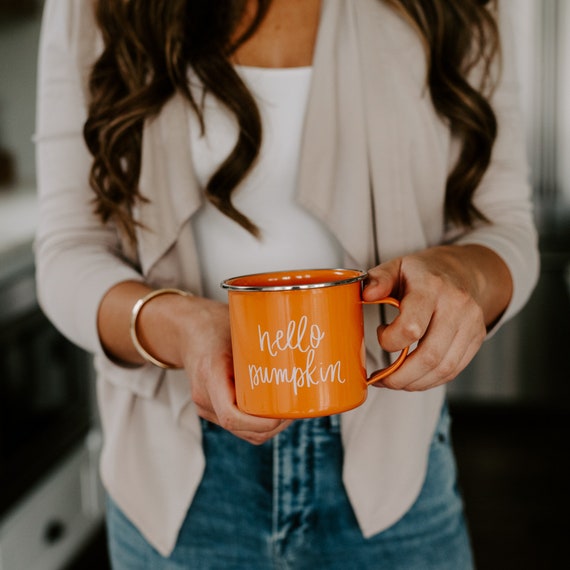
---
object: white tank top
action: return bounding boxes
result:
[189,65,343,302]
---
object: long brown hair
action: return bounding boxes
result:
[84,0,500,243]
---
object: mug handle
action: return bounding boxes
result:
[362,297,409,385]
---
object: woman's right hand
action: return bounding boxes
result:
[174,295,292,445]
[97,281,291,445]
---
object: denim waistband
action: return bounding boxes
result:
[200,413,341,434]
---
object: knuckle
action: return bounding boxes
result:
[378,377,404,391]
[246,434,270,446]
[191,391,208,410]
[217,413,237,432]
[423,273,446,296]
[436,359,458,381]
[401,319,424,343]
[452,290,479,319]
[419,347,442,371]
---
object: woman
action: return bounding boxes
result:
[35,0,538,568]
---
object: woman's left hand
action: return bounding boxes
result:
[362,244,512,391]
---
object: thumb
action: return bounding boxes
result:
[362,259,402,301]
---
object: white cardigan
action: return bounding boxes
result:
[35,0,539,556]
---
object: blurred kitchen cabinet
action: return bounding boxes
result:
[0,0,39,17]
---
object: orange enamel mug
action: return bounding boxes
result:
[221,268,409,418]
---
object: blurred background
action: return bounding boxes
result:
[0,1,568,569]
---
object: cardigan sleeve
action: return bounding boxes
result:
[34,0,143,353]
[448,0,540,328]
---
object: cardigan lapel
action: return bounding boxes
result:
[354,0,443,259]
[135,93,203,276]
[298,0,444,268]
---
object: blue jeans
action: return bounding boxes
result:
[107,406,474,569]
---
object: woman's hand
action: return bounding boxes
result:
[362,244,512,391]
[98,282,291,445]
[174,296,292,445]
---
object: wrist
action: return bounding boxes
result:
[132,288,194,368]
[448,244,513,327]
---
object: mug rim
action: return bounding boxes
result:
[221,268,367,292]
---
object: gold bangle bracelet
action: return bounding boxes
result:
[129,288,193,369]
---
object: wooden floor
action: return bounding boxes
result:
[64,401,568,570]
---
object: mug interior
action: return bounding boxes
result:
[222,268,366,291]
